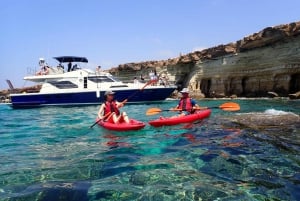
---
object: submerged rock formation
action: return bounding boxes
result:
[226,112,300,130]
[109,21,300,98]
[219,111,300,154]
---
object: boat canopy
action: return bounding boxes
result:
[53,56,88,63]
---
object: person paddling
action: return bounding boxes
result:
[172,88,200,116]
[97,91,130,123]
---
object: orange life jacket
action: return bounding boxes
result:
[178,97,193,112]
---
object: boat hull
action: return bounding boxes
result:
[10,87,176,108]
[97,118,146,131]
[148,109,211,127]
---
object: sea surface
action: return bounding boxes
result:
[0,99,299,201]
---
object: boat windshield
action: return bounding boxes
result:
[88,75,120,83]
[108,75,121,82]
[48,81,78,89]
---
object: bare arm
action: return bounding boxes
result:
[116,101,125,108]
[193,103,207,110]
[97,104,105,119]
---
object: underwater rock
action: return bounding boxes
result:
[220,110,300,153]
[129,172,150,186]
[227,110,300,129]
[194,186,228,200]
[13,181,92,201]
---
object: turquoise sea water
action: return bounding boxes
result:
[0,99,299,201]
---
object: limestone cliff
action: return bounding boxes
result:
[109,21,300,98]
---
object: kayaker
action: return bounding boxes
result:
[97,91,130,123]
[172,88,200,116]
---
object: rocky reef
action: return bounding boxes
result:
[109,21,300,98]
[223,111,300,130]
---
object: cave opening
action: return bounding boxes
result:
[289,73,300,93]
[200,79,211,97]
[241,77,248,96]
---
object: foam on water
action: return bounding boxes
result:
[264,108,298,116]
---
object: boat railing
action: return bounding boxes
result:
[123,78,175,87]
[48,66,64,74]
[27,67,38,75]
[27,66,65,76]
[115,72,175,87]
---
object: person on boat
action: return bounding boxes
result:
[68,62,72,72]
[36,66,50,75]
[159,73,169,86]
[57,63,64,70]
[149,69,158,85]
[38,58,47,67]
[133,76,140,85]
[140,74,145,82]
[97,91,130,123]
[72,64,79,71]
[36,58,49,75]
[172,88,200,116]
[96,65,101,73]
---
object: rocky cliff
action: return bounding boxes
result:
[109,21,300,98]
[0,85,41,103]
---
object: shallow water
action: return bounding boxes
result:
[0,99,299,201]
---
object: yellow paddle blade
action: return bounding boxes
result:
[146,108,163,115]
[219,102,240,111]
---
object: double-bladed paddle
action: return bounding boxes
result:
[122,80,156,104]
[90,112,112,128]
[146,102,240,116]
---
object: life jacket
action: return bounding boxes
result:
[104,101,120,116]
[178,97,193,112]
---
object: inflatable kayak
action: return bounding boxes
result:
[148,109,211,127]
[97,118,146,131]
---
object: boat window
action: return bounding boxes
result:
[48,81,78,89]
[108,76,121,82]
[110,85,128,88]
[88,76,115,83]
[84,77,87,88]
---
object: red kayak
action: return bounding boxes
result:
[148,109,211,127]
[97,118,146,131]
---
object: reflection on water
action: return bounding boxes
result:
[0,100,299,200]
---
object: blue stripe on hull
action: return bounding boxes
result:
[10,88,175,108]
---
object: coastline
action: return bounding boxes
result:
[1,94,298,104]
[108,21,300,99]
[2,22,300,103]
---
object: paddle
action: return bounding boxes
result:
[90,112,112,128]
[121,79,155,104]
[146,102,240,116]
[90,80,154,128]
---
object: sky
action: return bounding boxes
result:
[1,0,299,89]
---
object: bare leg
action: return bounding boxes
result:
[122,112,130,123]
[112,113,121,123]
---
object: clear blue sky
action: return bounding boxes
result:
[1,0,299,89]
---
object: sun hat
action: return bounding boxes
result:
[180,88,189,93]
[104,91,115,96]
